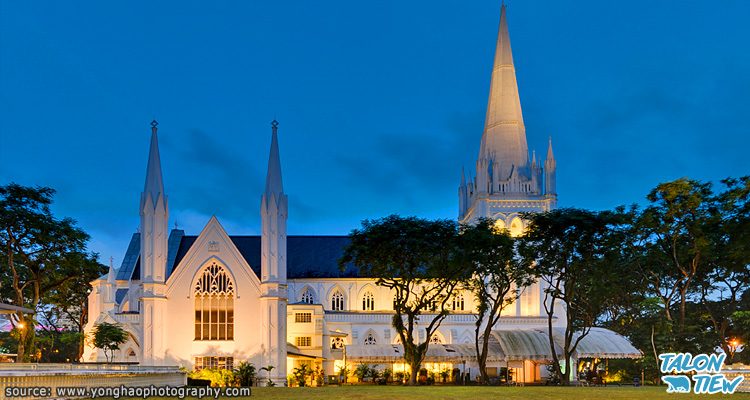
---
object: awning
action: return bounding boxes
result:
[548,327,642,359]
[489,329,559,361]
[287,342,323,360]
[0,303,34,315]
[343,328,641,364]
[490,327,642,361]
[345,343,499,363]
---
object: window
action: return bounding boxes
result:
[362,291,374,311]
[363,332,377,345]
[331,289,345,311]
[194,356,233,371]
[300,288,315,304]
[452,294,465,311]
[194,262,235,341]
[430,334,443,344]
[331,337,345,350]
[296,336,312,347]
[295,312,312,323]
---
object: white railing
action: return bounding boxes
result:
[0,364,186,399]
[114,312,140,324]
[0,363,177,372]
[324,312,547,325]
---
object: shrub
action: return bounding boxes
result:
[354,363,371,382]
[188,368,235,387]
[234,361,256,386]
[291,364,313,387]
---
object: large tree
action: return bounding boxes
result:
[632,179,716,330]
[40,251,105,360]
[460,218,533,384]
[0,183,101,361]
[519,208,629,385]
[699,177,750,362]
[339,215,470,385]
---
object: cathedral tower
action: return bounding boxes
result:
[459,4,557,224]
[140,120,169,365]
[260,120,288,385]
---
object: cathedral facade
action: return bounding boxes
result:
[83,5,636,385]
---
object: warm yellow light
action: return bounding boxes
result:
[17,322,25,329]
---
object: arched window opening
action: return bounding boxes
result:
[452,294,465,311]
[362,291,375,311]
[300,287,315,304]
[509,217,524,237]
[194,262,235,341]
[331,337,345,350]
[430,334,443,344]
[331,289,345,311]
[363,332,377,345]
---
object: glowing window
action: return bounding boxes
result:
[295,312,312,323]
[331,290,345,311]
[509,217,524,237]
[362,291,375,311]
[452,294,465,311]
[300,288,315,304]
[194,262,234,341]
[493,219,506,233]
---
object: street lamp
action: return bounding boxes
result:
[728,338,741,363]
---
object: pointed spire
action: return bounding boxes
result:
[107,256,117,285]
[143,120,165,206]
[546,136,555,163]
[264,120,284,195]
[460,166,466,186]
[478,3,528,179]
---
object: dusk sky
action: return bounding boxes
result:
[1,1,748,264]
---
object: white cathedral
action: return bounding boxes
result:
[83,5,638,385]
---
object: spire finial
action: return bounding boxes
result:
[151,119,158,134]
[265,119,284,195]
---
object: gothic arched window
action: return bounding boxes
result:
[331,289,345,311]
[430,334,443,344]
[194,262,235,341]
[300,287,315,304]
[331,337,345,350]
[362,291,375,311]
[452,294,465,311]
[363,332,377,345]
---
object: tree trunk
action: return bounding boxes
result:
[408,360,419,385]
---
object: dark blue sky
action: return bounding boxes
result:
[1,1,748,263]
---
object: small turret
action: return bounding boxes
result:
[544,137,557,196]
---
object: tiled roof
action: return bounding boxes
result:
[117,230,360,281]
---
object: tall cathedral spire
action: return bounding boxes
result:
[459,3,557,223]
[478,4,528,179]
[265,120,284,195]
[260,119,288,385]
[143,120,165,207]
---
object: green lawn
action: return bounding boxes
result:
[113,385,750,399]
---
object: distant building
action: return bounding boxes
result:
[83,4,637,385]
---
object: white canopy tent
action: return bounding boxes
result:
[345,327,641,364]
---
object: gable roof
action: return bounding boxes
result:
[118,229,360,281]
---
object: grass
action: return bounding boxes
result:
[110,385,750,399]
